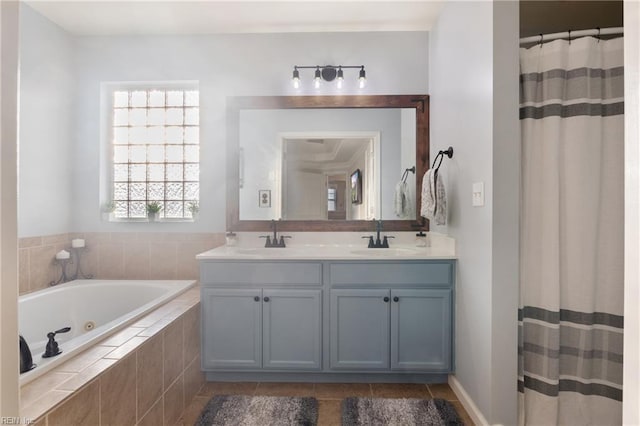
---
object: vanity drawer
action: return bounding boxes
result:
[329,261,453,286]
[200,261,322,286]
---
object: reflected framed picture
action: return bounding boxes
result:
[350,169,362,204]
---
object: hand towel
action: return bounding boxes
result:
[420,169,447,225]
[394,181,413,218]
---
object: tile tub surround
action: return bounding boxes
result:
[20,287,204,425]
[18,232,225,295]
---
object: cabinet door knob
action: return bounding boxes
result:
[264,297,270,302]
[393,296,399,302]
[383,296,390,303]
[254,296,260,302]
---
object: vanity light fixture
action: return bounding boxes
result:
[292,65,366,89]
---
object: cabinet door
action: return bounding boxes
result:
[330,289,390,370]
[390,289,451,371]
[202,288,262,369]
[262,289,322,370]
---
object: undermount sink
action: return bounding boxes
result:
[349,248,420,256]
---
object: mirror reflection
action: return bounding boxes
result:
[238,108,416,221]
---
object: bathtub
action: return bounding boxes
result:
[18,279,196,385]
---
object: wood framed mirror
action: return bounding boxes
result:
[226,95,429,232]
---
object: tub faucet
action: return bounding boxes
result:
[42,327,71,358]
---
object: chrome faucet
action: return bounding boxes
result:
[362,219,394,248]
[260,219,291,248]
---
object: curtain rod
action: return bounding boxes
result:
[520,27,623,45]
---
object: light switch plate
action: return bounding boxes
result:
[472,182,484,207]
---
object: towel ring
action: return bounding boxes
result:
[431,146,454,171]
[401,166,415,183]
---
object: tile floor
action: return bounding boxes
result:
[180,381,475,425]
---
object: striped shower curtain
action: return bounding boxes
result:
[518,36,624,425]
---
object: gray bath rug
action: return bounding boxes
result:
[195,394,318,426]
[342,397,463,426]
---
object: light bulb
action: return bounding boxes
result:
[314,67,321,89]
[358,66,366,89]
[292,68,300,89]
[337,67,344,89]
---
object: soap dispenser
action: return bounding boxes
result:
[415,230,428,247]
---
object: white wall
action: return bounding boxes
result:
[18,4,74,237]
[0,0,20,415]
[429,1,519,424]
[623,1,640,424]
[70,31,428,233]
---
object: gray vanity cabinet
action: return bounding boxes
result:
[390,289,451,371]
[330,289,391,370]
[202,288,262,369]
[329,288,452,372]
[200,261,323,371]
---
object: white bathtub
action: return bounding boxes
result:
[18,279,196,385]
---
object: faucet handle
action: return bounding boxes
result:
[278,236,291,247]
[259,235,272,247]
[362,236,374,248]
[382,235,395,248]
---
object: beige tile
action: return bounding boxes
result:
[54,345,115,373]
[429,383,458,401]
[315,383,371,399]
[137,319,171,337]
[176,241,211,279]
[184,356,205,406]
[149,242,178,279]
[100,353,136,426]
[67,232,86,240]
[28,245,57,291]
[254,382,315,397]
[19,248,30,294]
[133,304,177,327]
[96,242,124,279]
[198,382,258,397]
[182,304,200,368]
[318,399,341,426]
[103,336,148,360]
[451,400,475,425]
[163,318,184,389]
[137,334,164,421]
[124,241,150,279]
[56,358,117,392]
[100,327,143,347]
[21,373,75,406]
[47,380,99,426]
[80,245,98,279]
[138,397,164,426]
[163,374,184,426]
[370,383,431,399]
[21,390,72,423]
[180,396,209,426]
[110,232,139,242]
[19,236,43,248]
[41,234,69,245]
[83,232,111,243]
[31,416,46,426]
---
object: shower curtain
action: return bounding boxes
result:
[518,36,624,425]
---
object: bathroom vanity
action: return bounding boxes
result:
[197,241,456,382]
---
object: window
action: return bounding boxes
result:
[110,86,199,219]
[327,187,337,211]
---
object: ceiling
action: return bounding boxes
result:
[24,1,445,36]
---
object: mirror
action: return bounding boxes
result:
[227,95,429,232]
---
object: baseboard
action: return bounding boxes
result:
[448,375,489,426]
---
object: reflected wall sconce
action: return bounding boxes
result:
[292,65,366,89]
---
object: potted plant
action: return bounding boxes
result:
[101,201,115,221]
[146,201,162,222]
[187,201,199,220]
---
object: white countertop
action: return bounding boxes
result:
[196,232,456,260]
